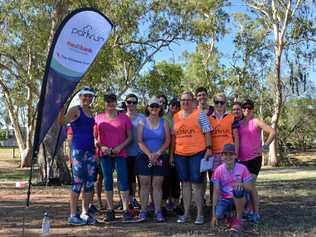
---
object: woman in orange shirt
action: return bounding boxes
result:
[170,91,212,225]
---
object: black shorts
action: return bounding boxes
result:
[240,156,262,176]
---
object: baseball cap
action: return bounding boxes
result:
[223,144,236,154]
[148,96,160,106]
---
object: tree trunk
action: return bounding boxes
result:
[268,46,283,166]
[37,120,71,185]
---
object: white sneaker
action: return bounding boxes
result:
[80,213,96,225]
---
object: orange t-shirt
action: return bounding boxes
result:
[174,110,206,156]
[209,113,234,153]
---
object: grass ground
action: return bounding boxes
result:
[0,148,315,237]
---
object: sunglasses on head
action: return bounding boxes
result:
[126,100,137,105]
[149,103,160,109]
[214,100,225,105]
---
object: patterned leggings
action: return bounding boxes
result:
[71,149,96,193]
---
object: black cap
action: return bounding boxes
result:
[223,144,236,154]
[242,99,254,109]
[104,93,117,102]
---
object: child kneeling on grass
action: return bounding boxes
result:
[211,144,258,232]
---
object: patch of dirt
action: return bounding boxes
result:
[1,153,316,236]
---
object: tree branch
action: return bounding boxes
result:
[280,0,292,42]
[247,1,273,22]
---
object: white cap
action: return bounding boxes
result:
[148,96,160,105]
[78,87,96,96]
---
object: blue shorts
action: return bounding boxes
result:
[135,153,169,176]
[215,198,234,219]
[71,149,96,193]
[100,156,128,192]
[174,151,204,183]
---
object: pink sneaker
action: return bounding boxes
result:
[230,218,243,232]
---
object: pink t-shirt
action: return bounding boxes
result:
[94,112,132,158]
[212,163,253,199]
[239,118,261,161]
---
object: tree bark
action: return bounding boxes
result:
[268,46,283,166]
[37,120,71,185]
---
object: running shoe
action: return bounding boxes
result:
[138,211,147,222]
[80,213,96,225]
[104,210,115,221]
[249,213,260,224]
[155,211,165,222]
[68,215,86,226]
[123,210,133,222]
[177,215,189,224]
[88,205,98,219]
[194,215,204,225]
[230,218,243,232]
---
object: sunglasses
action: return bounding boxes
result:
[149,103,160,109]
[197,93,207,97]
[214,100,226,105]
[242,106,253,110]
[126,100,137,105]
[180,99,192,102]
[82,94,93,98]
[105,99,116,103]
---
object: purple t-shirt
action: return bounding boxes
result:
[94,112,132,158]
[212,163,252,199]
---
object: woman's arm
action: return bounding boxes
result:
[58,106,80,125]
[137,121,152,158]
[254,118,276,146]
[233,128,239,156]
[156,121,170,155]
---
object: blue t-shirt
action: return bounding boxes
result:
[143,118,165,153]
[126,113,145,156]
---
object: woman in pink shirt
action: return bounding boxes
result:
[94,93,132,222]
[238,99,275,222]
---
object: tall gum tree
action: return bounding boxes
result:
[245,0,316,165]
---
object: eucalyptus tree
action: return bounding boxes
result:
[241,0,316,165]
[0,0,225,168]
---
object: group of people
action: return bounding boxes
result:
[58,86,275,232]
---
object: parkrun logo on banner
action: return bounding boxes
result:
[71,25,105,42]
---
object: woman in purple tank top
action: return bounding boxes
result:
[238,99,275,221]
[59,87,97,226]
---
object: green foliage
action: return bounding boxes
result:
[136,61,183,100]
[279,98,316,150]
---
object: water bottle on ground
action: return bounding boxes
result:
[42,212,50,236]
